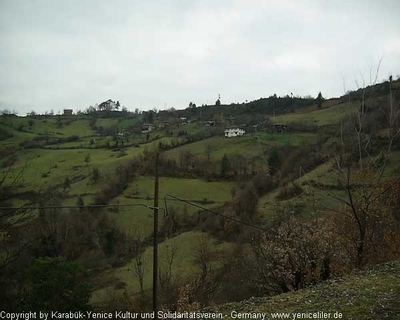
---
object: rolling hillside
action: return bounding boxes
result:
[1,78,399,312]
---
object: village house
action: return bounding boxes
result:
[63,109,73,116]
[158,121,170,129]
[273,124,287,133]
[224,127,245,138]
[180,117,187,125]
[141,123,155,134]
[117,129,128,137]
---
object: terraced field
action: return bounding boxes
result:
[272,101,359,126]
[163,132,317,163]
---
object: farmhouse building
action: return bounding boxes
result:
[273,124,287,133]
[63,109,73,116]
[205,120,216,126]
[224,127,245,137]
[117,129,127,137]
[158,121,170,129]
[141,123,155,134]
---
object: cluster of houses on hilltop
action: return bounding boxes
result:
[139,120,287,136]
[223,123,287,138]
[121,119,288,138]
[60,109,287,138]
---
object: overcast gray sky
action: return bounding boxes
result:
[1,0,399,115]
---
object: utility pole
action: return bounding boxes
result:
[153,152,159,319]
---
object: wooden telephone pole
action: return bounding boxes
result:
[153,152,159,319]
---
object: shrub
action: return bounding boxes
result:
[276,182,303,200]
[25,257,91,311]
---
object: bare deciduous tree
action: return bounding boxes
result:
[159,240,180,309]
[193,234,215,282]
[203,142,214,164]
[320,69,400,267]
[128,230,147,296]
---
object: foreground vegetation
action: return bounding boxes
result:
[215,261,400,320]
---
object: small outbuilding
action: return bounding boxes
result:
[63,109,73,116]
[273,124,287,133]
[224,127,245,137]
[141,123,155,134]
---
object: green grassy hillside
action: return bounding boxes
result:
[163,132,317,163]
[272,101,358,126]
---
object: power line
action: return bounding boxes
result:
[1,197,267,233]
[0,203,165,218]
[1,195,269,232]
[0,203,164,210]
[165,193,268,232]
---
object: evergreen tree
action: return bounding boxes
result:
[221,154,231,177]
[76,196,84,210]
[91,167,100,183]
[268,148,282,175]
[63,176,71,190]
[316,92,323,108]
[25,257,91,311]
[84,154,90,166]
